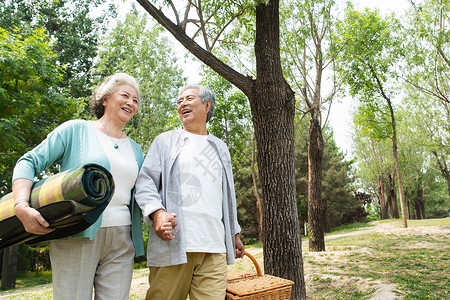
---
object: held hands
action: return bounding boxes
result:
[151,209,177,241]
[14,204,55,235]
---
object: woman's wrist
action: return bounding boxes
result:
[14,199,29,207]
[14,200,30,212]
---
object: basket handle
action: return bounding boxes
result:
[244,251,263,277]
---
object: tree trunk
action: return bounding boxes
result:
[253,2,306,298]
[370,67,407,228]
[405,192,411,219]
[386,99,407,228]
[1,246,18,290]
[391,144,407,227]
[408,193,413,220]
[378,177,389,219]
[304,9,327,250]
[387,174,399,219]
[414,183,426,219]
[324,205,330,233]
[413,200,420,219]
[419,201,426,219]
[251,135,263,240]
[252,83,305,298]
[307,118,325,251]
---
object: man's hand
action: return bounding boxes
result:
[235,233,245,258]
[151,209,177,240]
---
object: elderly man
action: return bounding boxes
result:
[135,84,245,300]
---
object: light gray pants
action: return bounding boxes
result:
[50,226,135,300]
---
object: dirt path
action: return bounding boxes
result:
[325,220,449,241]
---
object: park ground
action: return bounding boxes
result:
[0,218,449,299]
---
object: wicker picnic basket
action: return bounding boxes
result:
[226,252,294,300]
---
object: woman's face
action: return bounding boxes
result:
[102,84,139,123]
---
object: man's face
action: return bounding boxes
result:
[177,88,210,128]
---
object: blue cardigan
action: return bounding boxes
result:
[13,120,145,257]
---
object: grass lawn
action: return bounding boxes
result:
[1,218,449,299]
[302,218,450,299]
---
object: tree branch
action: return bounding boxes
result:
[432,150,450,182]
[166,0,180,25]
[367,63,391,102]
[195,0,211,52]
[401,75,449,104]
[136,0,254,96]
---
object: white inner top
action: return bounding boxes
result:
[178,131,226,253]
[95,127,138,227]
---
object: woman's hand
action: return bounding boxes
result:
[13,178,54,235]
[14,204,54,235]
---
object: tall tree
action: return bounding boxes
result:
[280,0,339,251]
[403,0,450,194]
[333,6,408,228]
[295,120,361,232]
[353,98,450,220]
[135,1,306,298]
[352,132,392,219]
[398,87,450,218]
[401,84,450,196]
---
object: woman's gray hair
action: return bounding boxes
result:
[179,84,216,122]
[90,73,141,119]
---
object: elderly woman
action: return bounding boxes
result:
[12,73,144,300]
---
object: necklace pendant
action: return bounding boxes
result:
[114,144,119,149]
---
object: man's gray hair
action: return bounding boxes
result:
[179,84,216,122]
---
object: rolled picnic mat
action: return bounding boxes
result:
[0,163,115,249]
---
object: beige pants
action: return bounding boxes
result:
[146,252,227,300]
[50,226,135,300]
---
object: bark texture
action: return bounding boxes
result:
[307,118,325,251]
[253,2,306,298]
[388,174,400,219]
[378,177,389,219]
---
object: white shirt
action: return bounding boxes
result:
[95,128,138,227]
[178,131,226,253]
